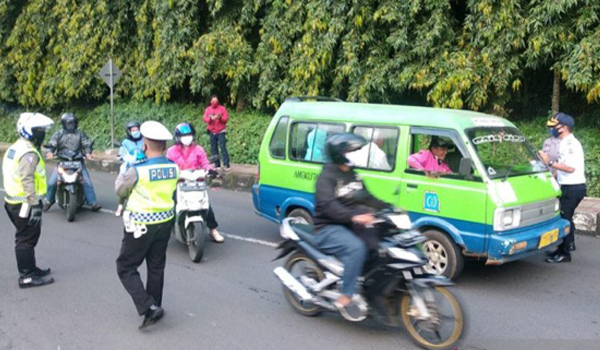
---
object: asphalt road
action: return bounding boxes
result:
[1,167,599,350]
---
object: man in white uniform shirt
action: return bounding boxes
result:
[539,113,586,263]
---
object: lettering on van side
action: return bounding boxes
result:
[294,170,318,182]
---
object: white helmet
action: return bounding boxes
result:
[140,121,172,141]
[17,113,54,143]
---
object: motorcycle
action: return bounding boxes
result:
[273,209,465,350]
[53,151,85,222]
[173,169,217,263]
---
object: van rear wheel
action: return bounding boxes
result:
[287,208,313,225]
[422,229,464,280]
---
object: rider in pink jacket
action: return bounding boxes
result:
[166,123,224,243]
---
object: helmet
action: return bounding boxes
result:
[174,123,196,143]
[140,121,172,141]
[429,136,452,149]
[60,113,78,132]
[325,133,366,165]
[17,112,54,146]
[126,121,142,141]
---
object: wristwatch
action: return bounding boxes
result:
[548,160,555,167]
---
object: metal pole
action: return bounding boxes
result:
[109,59,115,149]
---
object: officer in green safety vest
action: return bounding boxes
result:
[3,112,55,288]
[115,120,179,329]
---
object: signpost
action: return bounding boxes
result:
[98,59,122,148]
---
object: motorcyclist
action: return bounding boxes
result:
[166,122,224,243]
[115,121,146,217]
[312,132,392,321]
[42,113,102,212]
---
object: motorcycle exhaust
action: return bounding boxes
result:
[274,267,314,301]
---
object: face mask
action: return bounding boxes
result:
[549,128,559,138]
[131,131,141,140]
[181,135,194,146]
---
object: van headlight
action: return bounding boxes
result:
[494,207,522,231]
[554,198,560,212]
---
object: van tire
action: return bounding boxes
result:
[287,208,314,225]
[422,229,464,280]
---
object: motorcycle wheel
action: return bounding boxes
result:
[66,191,77,222]
[282,253,324,317]
[187,222,207,263]
[400,287,464,350]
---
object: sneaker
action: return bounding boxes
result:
[19,274,55,289]
[115,204,124,217]
[33,267,52,277]
[210,229,225,243]
[90,203,102,212]
[139,305,164,329]
[545,253,572,263]
[333,300,366,322]
[42,200,54,212]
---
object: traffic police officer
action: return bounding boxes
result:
[115,121,179,329]
[3,113,55,288]
[539,113,586,263]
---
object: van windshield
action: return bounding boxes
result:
[466,127,546,179]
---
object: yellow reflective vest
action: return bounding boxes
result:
[2,139,47,204]
[126,157,179,224]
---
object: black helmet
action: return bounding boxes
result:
[60,113,78,132]
[325,133,366,165]
[126,121,142,141]
[174,122,196,143]
[429,136,452,150]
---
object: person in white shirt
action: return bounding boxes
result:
[538,113,586,263]
[346,129,392,171]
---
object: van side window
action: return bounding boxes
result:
[407,133,464,175]
[350,126,398,171]
[290,122,344,162]
[269,116,288,159]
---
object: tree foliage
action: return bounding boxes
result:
[0,0,599,116]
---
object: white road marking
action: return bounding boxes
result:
[0,188,279,248]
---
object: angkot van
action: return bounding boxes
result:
[252,97,570,278]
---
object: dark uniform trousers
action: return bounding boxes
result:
[4,203,42,274]
[558,184,586,254]
[116,219,174,315]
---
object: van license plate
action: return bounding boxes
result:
[538,229,559,249]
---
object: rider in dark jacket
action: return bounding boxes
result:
[43,113,102,212]
[312,132,392,321]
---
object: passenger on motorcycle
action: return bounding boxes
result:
[166,122,224,243]
[43,113,102,212]
[313,132,392,321]
[115,121,146,217]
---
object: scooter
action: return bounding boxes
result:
[273,209,465,350]
[54,151,86,222]
[172,169,217,262]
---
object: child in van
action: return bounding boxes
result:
[115,121,146,217]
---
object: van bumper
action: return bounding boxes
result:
[485,217,571,265]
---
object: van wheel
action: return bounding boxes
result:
[422,229,464,280]
[287,208,314,225]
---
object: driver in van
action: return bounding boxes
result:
[43,113,102,212]
[407,136,452,174]
[312,133,392,321]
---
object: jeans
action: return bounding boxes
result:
[46,163,98,204]
[209,132,229,168]
[312,225,367,296]
[558,184,586,254]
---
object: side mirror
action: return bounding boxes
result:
[458,158,473,178]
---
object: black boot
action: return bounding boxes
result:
[19,271,55,288]
[140,305,165,329]
[34,267,52,277]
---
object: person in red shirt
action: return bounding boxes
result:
[203,95,230,170]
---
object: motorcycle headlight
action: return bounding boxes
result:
[387,247,423,263]
[494,207,522,231]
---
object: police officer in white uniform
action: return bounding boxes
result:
[115,121,179,329]
[2,113,55,288]
[539,113,586,263]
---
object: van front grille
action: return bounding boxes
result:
[519,198,558,229]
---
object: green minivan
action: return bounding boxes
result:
[252,97,570,278]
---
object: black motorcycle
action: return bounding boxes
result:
[273,209,465,350]
[53,150,85,222]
